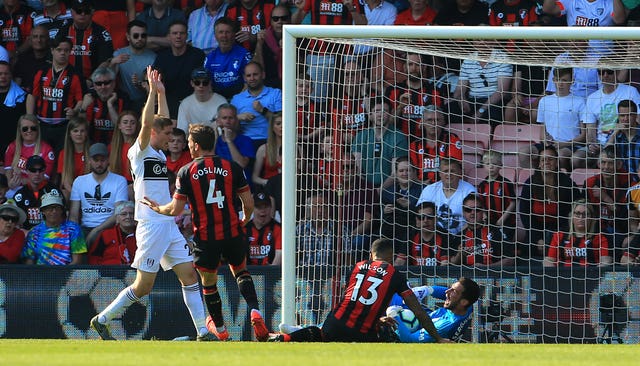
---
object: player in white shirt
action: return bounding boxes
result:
[416,158,476,235]
[90,67,214,341]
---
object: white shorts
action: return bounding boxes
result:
[131,220,192,272]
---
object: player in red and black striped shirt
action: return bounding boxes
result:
[145,123,270,342]
[269,239,448,343]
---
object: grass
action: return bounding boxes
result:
[0,340,638,366]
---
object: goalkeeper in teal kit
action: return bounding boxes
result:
[384,277,480,343]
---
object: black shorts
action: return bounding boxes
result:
[192,235,248,270]
[321,312,380,342]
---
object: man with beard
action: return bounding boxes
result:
[69,142,128,240]
[110,20,157,112]
[230,61,282,149]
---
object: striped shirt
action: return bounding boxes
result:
[187,3,228,54]
[459,49,512,99]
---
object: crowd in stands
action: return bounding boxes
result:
[2,0,640,269]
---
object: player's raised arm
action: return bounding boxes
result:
[138,66,158,151]
[402,292,450,343]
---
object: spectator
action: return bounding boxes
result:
[519,145,583,260]
[409,105,462,184]
[187,0,229,54]
[351,98,409,187]
[584,145,635,262]
[605,99,640,177]
[91,0,135,50]
[166,128,191,174]
[152,20,205,119]
[4,114,56,191]
[213,103,255,184]
[0,175,8,204]
[13,25,51,94]
[577,66,640,168]
[230,61,282,148]
[205,17,252,100]
[353,0,396,59]
[403,201,452,266]
[380,156,422,255]
[29,37,85,152]
[253,4,291,89]
[108,110,139,188]
[503,62,546,124]
[173,0,206,19]
[110,20,157,113]
[450,44,512,125]
[252,112,282,187]
[0,202,27,264]
[0,0,35,59]
[22,191,86,265]
[69,142,128,241]
[55,0,114,80]
[80,67,129,144]
[0,61,30,155]
[546,40,603,100]
[488,0,538,26]
[416,158,476,236]
[13,155,62,230]
[32,0,73,39]
[450,193,514,267]
[394,0,437,25]
[295,73,326,146]
[245,192,282,265]
[225,0,275,52]
[87,200,137,265]
[56,117,90,200]
[543,199,612,267]
[176,67,227,133]
[330,59,369,143]
[434,0,489,25]
[476,150,517,241]
[135,0,186,50]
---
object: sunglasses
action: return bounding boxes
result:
[22,126,38,132]
[93,80,113,86]
[192,79,210,87]
[0,215,18,223]
[132,33,148,40]
[271,15,290,22]
[28,167,46,173]
[74,8,92,15]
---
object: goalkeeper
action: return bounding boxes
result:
[383,278,480,343]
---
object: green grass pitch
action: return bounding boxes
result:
[0,340,638,366]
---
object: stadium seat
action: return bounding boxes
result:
[570,168,599,186]
[449,123,492,153]
[492,124,545,144]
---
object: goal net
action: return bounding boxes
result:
[281,25,640,344]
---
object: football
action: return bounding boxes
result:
[397,308,420,333]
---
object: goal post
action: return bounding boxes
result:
[281,25,640,343]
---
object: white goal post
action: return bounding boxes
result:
[281,25,640,343]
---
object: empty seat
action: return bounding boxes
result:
[449,123,492,150]
[492,124,544,144]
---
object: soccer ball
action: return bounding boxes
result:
[387,306,420,333]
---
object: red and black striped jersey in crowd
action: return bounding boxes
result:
[0,3,34,52]
[385,81,443,136]
[32,65,84,125]
[409,131,462,183]
[301,0,363,53]
[460,226,507,266]
[333,259,410,335]
[477,176,517,227]
[409,231,448,266]
[245,218,282,265]
[297,100,326,139]
[174,155,249,242]
[85,92,127,144]
[174,0,204,9]
[225,1,275,52]
[330,95,368,137]
[56,23,114,79]
[488,0,539,26]
[547,232,609,267]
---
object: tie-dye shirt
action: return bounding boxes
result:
[22,220,87,265]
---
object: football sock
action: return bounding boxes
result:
[203,284,224,326]
[235,270,260,310]
[182,283,208,336]
[98,286,139,323]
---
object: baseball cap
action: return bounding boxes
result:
[89,143,109,158]
[0,202,27,225]
[26,155,46,170]
[254,192,271,206]
[191,67,211,80]
[40,192,64,209]
[70,0,93,10]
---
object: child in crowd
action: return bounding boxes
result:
[166,128,192,174]
[476,150,517,241]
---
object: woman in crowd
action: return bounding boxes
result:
[543,200,612,267]
[108,110,140,199]
[252,112,282,187]
[56,117,90,200]
[4,114,55,190]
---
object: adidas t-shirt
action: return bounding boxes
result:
[70,171,129,228]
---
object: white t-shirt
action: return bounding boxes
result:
[416,180,476,235]
[537,93,586,142]
[583,84,640,145]
[70,172,129,228]
[128,140,174,222]
[176,92,227,133]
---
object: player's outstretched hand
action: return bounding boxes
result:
[378,316,398,331]
[140,196,160,212]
